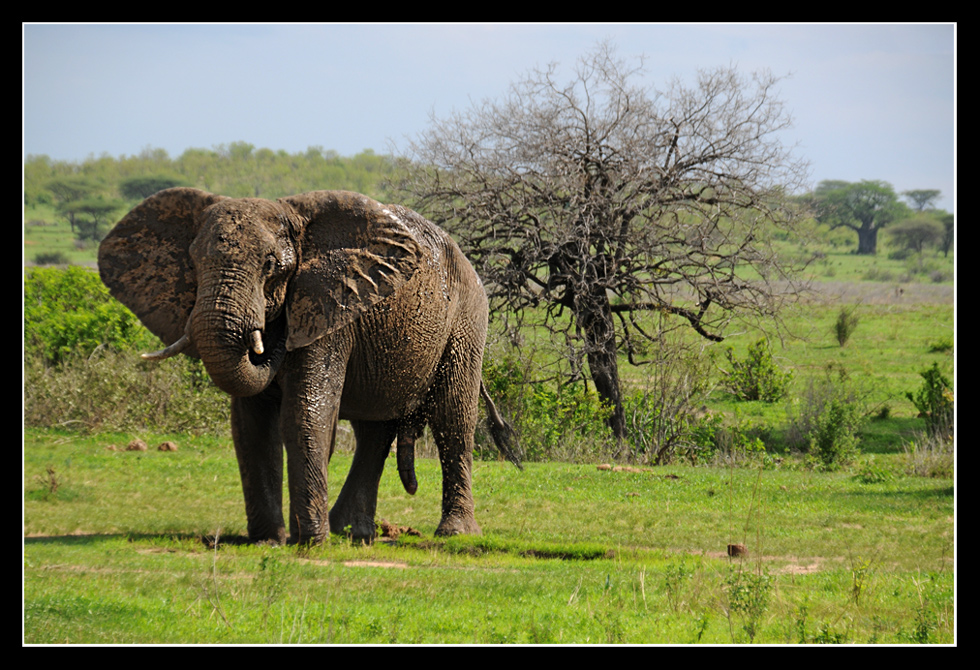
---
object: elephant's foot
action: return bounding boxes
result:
[250,526,288,546]
[435,515,482,537]
[329,508,377,543]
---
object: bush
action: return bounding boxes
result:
[833,307,859,347]
[723,339,793,402]
[711,416,774,468]
[621,341,715,465]
[24,349,229,435]
[902,431,954,479]
[787,365,865,470]
[24,266,154,365]
[33,251,71,266]
[905,362,953,439]
[477,355,615,462]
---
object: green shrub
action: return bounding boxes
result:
[788,365,865,470]
[712,416,774,468]
[477,355,614,462]
[723,339,793,402]
[620,341,715,465]
[24,349,228,435]
[905,362,953,439]
[33,251,71,266]
[833,307,860,347]
[24,266,153,365]
[902,432,954,479]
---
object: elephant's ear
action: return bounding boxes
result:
[281,191,423,350]
[98,187,228,355]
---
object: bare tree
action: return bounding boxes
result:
[396,43,810,439]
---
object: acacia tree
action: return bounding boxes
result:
[902,189,942,212]
[812,180,904,254]
[397,44,809,439]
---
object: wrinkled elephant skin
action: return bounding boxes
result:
[99,188,519,544]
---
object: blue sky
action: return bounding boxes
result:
[23,23,955,211]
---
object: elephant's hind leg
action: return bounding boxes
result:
[429,343,484,537]
[329,420,398,542]
[231,389,287,545]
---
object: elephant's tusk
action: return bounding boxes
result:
[141,333,190,361]
[249,330,265,355]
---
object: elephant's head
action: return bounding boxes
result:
[98,188,422,397]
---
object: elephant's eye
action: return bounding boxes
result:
[263,255,278,276]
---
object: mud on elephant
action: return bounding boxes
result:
[98,188,520,544]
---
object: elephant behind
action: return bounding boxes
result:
[98,187,520,544]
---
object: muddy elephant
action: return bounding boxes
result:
[98,187,520,544]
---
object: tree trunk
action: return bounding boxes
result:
[856,225,878,255]
[576,288,627,441]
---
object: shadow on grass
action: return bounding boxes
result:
[23,531,252,548]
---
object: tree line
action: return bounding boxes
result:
[24,144,401,245]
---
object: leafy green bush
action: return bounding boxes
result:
[24,266,229,435]
[723,339,793,402]
[24,266,153,365]
[905,362,953,439]
[788,365,865,470]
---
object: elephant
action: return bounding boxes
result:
[98,187,520,545]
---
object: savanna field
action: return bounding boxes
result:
[23,162,955,644]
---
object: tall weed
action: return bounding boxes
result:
[477,355,615,462]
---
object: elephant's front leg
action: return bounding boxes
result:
[279,343,350,544]
[231,388,287,545]
[329,420,398,542]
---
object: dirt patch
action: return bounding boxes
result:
[342,560,410,569]
[802,281,952,305]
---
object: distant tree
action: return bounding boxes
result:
[902,189,942,212]
[45,176,101,233]
[119,175,189,201]
[44,175,101,233]
[398,43,810,439]
[63,197,124,243]
[888,217,944,254]
[811,180,905,254]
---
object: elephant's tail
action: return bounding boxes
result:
[480,382,523,470]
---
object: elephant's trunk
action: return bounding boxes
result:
[187,273,287,397]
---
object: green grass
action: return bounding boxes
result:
[694,297,953,454]
[24,204,102,266]
[24,427,954,644]
[24,208,955,643]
